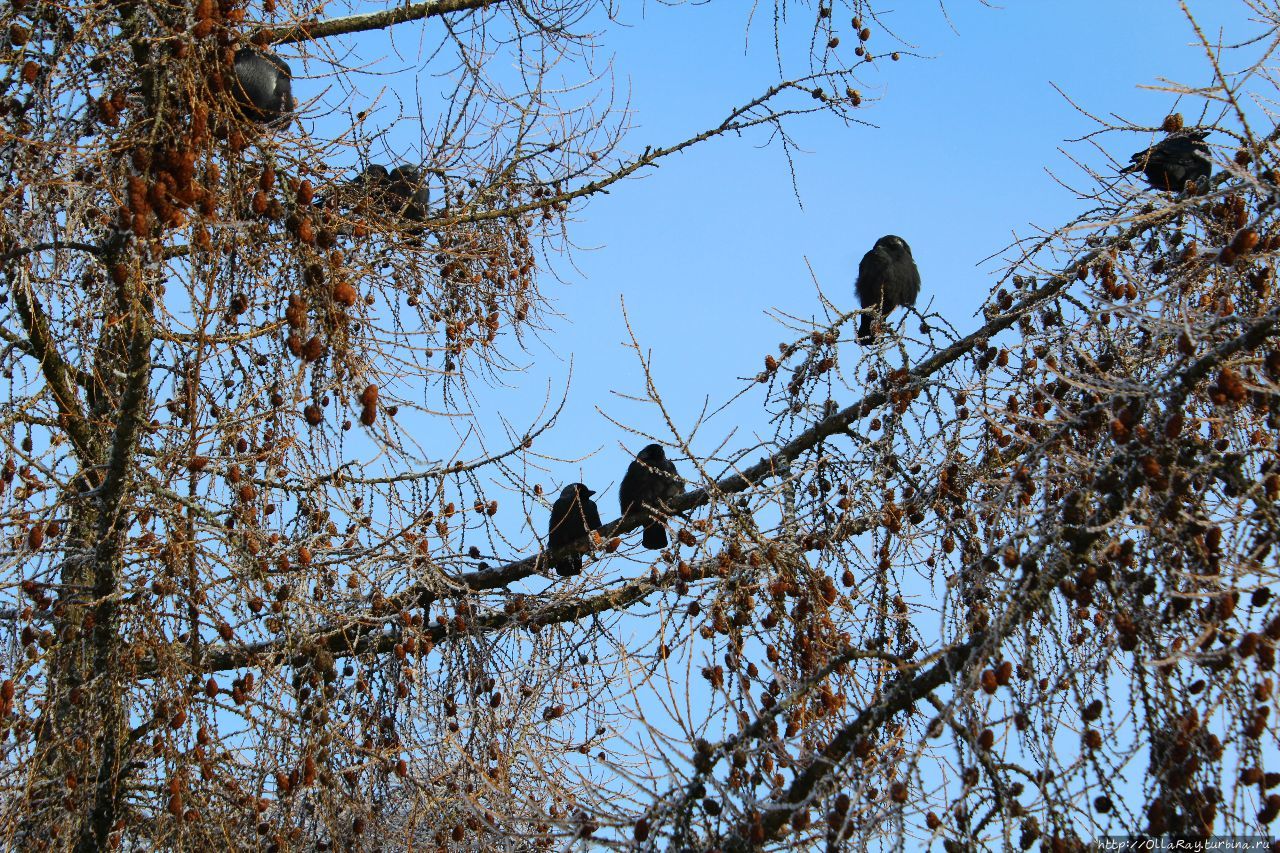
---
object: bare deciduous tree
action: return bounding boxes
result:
[1,0,1279,850]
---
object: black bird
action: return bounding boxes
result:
[232,48,294,125]
[387,165,431,221]
[547,483,602,577]
[352,164,390,186]
[855,235,921,344]
[619,444,682,549]
[342,164,430,221]
[315,164,386,212]
[1124,131,1211,192]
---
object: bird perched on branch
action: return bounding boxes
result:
[855,234,921,344]
[1124,130,1211,192]
[317,164,385,213]
[232,48,294,125]
[343,164,431,221]
[619,444,682,549]
[350,164,390,188]
[387,165,431,221]
[548,483,602,577]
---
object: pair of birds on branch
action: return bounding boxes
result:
[547,445,683,577]
[852,125,1214,344]
[347,165,432,222]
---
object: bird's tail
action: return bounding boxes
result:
[554,556,582,577]
[642,524,668,549]
[857,313,875,344]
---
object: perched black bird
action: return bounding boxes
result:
[314,164,386,212]
[232,48,294,125]
[547,483,602,577]
[619,444,682,549]
[1124,131,1211,192]
[855,235,921,344]
[353,164,390,186]
[387,165,431,221]
[341,164,430,221]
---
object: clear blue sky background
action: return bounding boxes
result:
[293,0,1265,571]
[437,0,1250,521]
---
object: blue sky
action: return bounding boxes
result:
[287,0,1268,618]
[278,0,1269,568]
[448,1,1253,519]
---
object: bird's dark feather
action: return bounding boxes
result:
[620,445,682,550]
[232,48,294,126]
[1125,131,1211,192]
[855,235,921,343]
[548,484,600,576]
